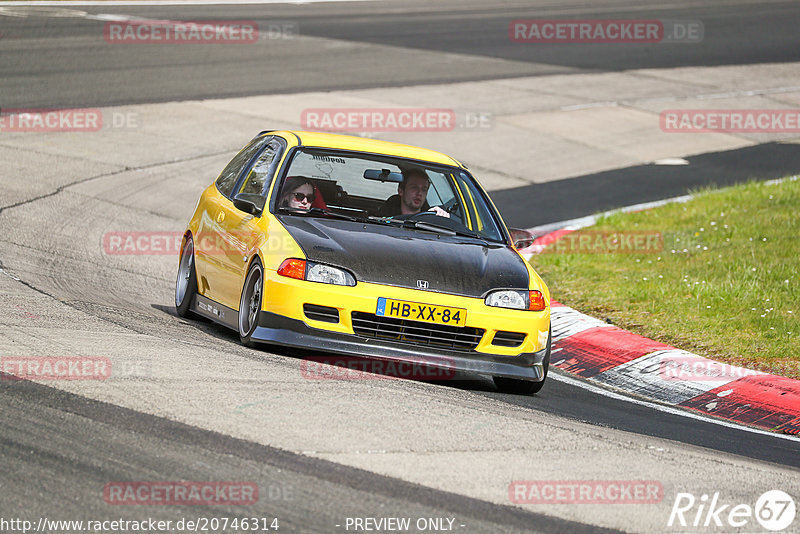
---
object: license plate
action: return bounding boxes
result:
[376,298,467,327]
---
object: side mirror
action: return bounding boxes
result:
[509,228,537,250]
[232,193,264,216]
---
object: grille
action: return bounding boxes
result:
[351,312,484,351]
[492,331,526,347]
[304,304,340,323]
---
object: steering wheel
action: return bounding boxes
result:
[441,198,463,220]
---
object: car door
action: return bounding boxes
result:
[194,135,270,305]
[212,137,285,310]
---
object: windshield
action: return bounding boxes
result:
[273,148,506,243]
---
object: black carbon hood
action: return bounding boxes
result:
[276,215,529,298]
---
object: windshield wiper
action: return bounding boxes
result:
[386,216,493,243]
[281,208,407,228]
[408,220,457,236]
[279,207,360,222]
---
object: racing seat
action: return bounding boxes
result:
[311,183,327,209]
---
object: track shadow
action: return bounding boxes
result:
[151,303,507,394]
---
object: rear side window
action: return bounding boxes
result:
[215,136,268,198]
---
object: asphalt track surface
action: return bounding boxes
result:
[1,0,799,108]
[1,375,608,534]
[2,1,800,532]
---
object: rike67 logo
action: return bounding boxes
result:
[668,490,796,531]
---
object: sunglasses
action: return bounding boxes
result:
[292,192,315,203]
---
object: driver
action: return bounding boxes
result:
[378,168,450,218]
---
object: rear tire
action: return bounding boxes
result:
[493,326,551,395]
[238,259,263,347]
[175,235,198,318]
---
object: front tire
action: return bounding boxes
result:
[175,235,198,318]
[238,259,263,347]
[493,326,551,395]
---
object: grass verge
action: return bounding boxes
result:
[530,177,799,379]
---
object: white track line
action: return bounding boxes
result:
[550,372,799,442]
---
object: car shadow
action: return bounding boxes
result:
[151,303,500,393]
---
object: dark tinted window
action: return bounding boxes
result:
[215,136,268,198]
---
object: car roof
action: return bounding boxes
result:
[267,130,465,168]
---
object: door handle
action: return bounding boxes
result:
[216,210,225,223]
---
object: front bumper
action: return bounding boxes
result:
[252,269,550,381]
[255,311,548,381]
[262,270,550,350]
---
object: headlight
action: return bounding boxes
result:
[278,259,356,286]
[306,262,356,286]
[485,290,546,311]
[485,290,527,310]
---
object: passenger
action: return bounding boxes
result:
[378,168,449,218]
[280,176,316,210]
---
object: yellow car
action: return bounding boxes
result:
[176,131,551,394]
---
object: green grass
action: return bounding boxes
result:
[531,177,800,379]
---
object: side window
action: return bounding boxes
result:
[427,172,456,208]
[215,136,268,198]
[454,172,503,241]
[239,140,283,196]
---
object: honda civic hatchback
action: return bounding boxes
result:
[176,130,551,394]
